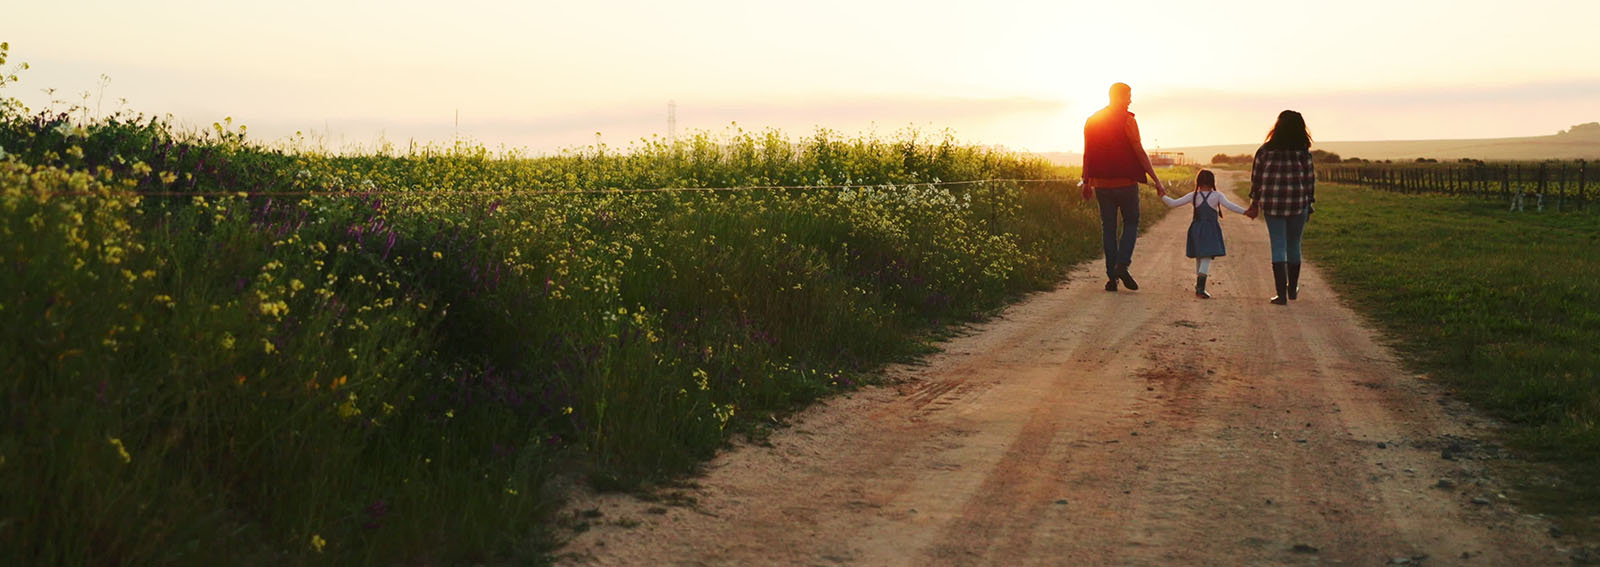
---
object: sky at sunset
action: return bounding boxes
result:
[6,0,1598,154]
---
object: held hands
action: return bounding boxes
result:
[1153,178,1167,198]
[1244,203,1260,220]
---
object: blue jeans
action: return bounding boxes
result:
[1096,185,1140,277]
[1265,209,1310,263]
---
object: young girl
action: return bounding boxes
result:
[1162,170,1249,298]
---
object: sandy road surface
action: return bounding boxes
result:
[556,172,1571,566]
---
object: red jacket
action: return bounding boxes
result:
[1083,107,1147,184]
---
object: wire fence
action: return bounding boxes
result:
[53,178,1064,198]
[53,177,1194,200]
[1319,160,1592,212]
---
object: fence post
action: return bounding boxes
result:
[1497,164,1510,206]
[1559,162,1567,212]
[1580,159,1588,209]
[1538,162,1548,212]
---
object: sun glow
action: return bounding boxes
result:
[5,0,1596,153]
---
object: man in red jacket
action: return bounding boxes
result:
[1083,82,1167,292]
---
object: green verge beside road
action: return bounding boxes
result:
[1305,182,1600,532]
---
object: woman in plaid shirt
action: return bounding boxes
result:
[1243,110,1315,306]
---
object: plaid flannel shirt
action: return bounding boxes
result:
[1249,148,1316,217]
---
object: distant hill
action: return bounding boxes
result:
[1032,151,1083,168]
[1166,122,1600,163]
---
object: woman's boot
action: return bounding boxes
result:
[1288,262,1301,300]
[1270,262,1288,305]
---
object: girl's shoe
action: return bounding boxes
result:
[1196,274,1211,299]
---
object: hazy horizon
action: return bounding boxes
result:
[7,0,1599,155]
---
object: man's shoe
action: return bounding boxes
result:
[1115,264,1139,291]
[1105,278,1118,292]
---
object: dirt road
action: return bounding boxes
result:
[556,172,1571,566]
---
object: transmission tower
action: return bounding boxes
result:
[668,100,677,143]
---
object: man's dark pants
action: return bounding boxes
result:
[1095,184,1140,278]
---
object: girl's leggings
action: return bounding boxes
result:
[1196,257,1213,275]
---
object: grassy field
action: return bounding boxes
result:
[1304,182,1600,532]
[0,88,1182,566]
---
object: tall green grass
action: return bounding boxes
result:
[0,94,1178,564]
[1306,183,1600,529]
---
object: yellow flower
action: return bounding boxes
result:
[310,534,326,553]
[337,394,361,419]
[220,333,235,350]
[432,251,443,260]
[562,406,574,415]
[262,339,276,354]
[259,300,288,318]
[331,375,348,390]
[108,437,131,464]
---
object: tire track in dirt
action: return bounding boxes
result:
[554,170,1572,566]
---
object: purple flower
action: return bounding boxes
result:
[382,230,397,260]
[363,499,390,529]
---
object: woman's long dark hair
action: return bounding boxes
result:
[1263,110,1312,150]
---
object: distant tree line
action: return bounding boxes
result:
[1211,153,1510,167]
[1211,150,1345,165]
[1557,122,1599,136]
